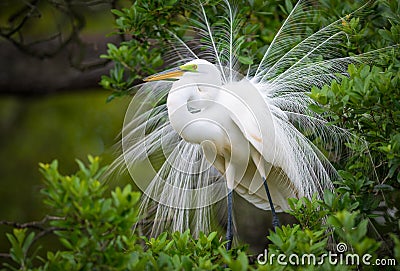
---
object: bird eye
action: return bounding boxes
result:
[180,63,198,72]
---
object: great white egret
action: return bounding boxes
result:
[109,0,387,249]
[144,59,292,249]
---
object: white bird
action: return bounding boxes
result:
[145,59,294,248]
[110,0,384,248]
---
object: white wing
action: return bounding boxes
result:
[214,79,298,211]
[109,81,228,237]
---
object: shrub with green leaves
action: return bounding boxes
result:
[309,62,400,236]
[1,157,399,270]
[2,157,142,270]
[1,157,251,271]
[100,0,400,241]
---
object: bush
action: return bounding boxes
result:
[98,0,400,267]
[1,157,399,270]
[0,157,250,271]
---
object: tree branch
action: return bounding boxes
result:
[0,0,123,74]
[0,215,65,231]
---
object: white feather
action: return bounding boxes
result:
[108,0,388,238]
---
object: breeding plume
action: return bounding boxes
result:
[112,0,376,247]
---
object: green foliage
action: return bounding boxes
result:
[328,211,379,256]
[99,0,325,99]
[286,194,329,229]
[305,1,400,244]
[139,230,250,270]
[1,156,399,270]
[256,193,396,270]
[392,231,400,265]
[99,0,187,100]
[28,157,141,270]
[4,229,37,271]
[1,157,251,271]
[309,61,400,231]
[100,0,398,268]
[268,224,327,256]
[100,0,399,98]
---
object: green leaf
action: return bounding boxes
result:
[238,55,253,65]
[22,232,35,255]
[308,104,326,114]
[207,231,217,242]
[111,9,125,18]
[285,0,293,13]
[373,184,394,191]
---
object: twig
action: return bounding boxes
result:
[0,253,11,259]
[0,215,64,231]
[0,0,121,72]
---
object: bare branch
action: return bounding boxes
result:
[0,253,11,259]
[2,0,40,38]
[0,0,123,72]
[0,215,65,231]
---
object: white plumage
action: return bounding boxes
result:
[111,0,378,237]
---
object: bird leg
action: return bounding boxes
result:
[226,189,233,250]
[263,177,280,229]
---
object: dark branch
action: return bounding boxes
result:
[0,0,123,74]
[0,215,64,231]
[0,253,11,259]
[3,0,40,38]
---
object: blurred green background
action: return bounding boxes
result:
[0,0,133,252]
[0,91,129,222]
[0,91,130,250]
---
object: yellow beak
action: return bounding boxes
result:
[144,63,198,82]
[144,67,184,82]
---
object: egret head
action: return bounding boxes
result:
[144,59,222,86]
[145,59,223,115]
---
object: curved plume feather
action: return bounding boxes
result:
[108,0,389,238]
